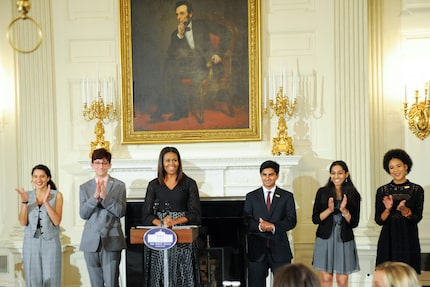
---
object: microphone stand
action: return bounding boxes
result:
[153,201,171,287]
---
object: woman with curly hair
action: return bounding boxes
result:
[375,149,424,274]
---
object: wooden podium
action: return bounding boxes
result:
[130,226,199,244]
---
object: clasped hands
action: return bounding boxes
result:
[382,195,411,218]
[259,218,274,233]
[153,216,176,228]
[328,194,348,215]
[93,181,106,201]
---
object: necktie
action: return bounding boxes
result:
[266,191,271,211]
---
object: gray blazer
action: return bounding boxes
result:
[79,176,127,252]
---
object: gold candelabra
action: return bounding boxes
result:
[269,86,297,155]
[403,82,430,140]
[83,87,117,157]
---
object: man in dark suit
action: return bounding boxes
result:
[151,0,229,121]
[79,148,127,287]
[244,160,297,287]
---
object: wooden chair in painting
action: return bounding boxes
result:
[186,13,238,124]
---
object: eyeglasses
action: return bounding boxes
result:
[93,161,110,166]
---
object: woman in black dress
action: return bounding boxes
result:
[142,146,202,287]
[375,149,424,274]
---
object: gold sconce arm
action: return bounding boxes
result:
[404,83,430,140]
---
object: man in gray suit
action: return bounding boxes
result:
[79,148,127,287]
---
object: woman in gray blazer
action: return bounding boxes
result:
[16,164,63,287]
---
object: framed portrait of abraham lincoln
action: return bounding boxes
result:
[119,0,261,143]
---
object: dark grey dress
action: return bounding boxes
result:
[142,176,202,287]
[312,200,360,274]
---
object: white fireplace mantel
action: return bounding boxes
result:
[79,156,302,198]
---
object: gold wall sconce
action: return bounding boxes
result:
[403,82,430,140]
[82,75,117,157]
[6,0,43,54]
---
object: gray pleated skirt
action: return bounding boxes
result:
[312,214,360,274]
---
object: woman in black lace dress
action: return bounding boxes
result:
[375,149,424,274]
[142,146,202,287]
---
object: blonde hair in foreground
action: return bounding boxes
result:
[374,261,420,287]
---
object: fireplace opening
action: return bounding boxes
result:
[199,198,246,286]
[125,197,246,287]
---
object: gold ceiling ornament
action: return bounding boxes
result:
[268,86,297,156]
[403,82,430,140]
[6,0,43,54]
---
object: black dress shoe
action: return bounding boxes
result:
[148,113,163,123]
[169,113,187,121]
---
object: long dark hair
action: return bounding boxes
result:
[324,160,360,204]
[32,164,57,190]
[157,147,185,185]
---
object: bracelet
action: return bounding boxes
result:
[21,201,29,204]
[342,212,349,217]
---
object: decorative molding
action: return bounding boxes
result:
[69,40,116,62]
[79,156,302,198]
[270,0,316,12]
[271,32,316,55]
[15,0,58,185]
[333,0,372,222]
[67,0,115,20]
[403,0,430,11]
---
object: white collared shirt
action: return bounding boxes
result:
[259,186,276,234]
[177,21,195,50]
[184,21,195,49]
[262,187,275,203]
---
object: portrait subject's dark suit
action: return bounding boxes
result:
[160,19,229,118]
[244,186,297,287]
[79,176,127,287]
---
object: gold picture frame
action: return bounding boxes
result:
[119,0,261,143]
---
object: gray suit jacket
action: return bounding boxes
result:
[79,176,127,252]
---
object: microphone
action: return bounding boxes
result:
[164,202,171,216]
[153,200,159,215]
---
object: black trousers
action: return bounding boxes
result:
[247,247,290,287]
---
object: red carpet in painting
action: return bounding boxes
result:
[134,105,249,131]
